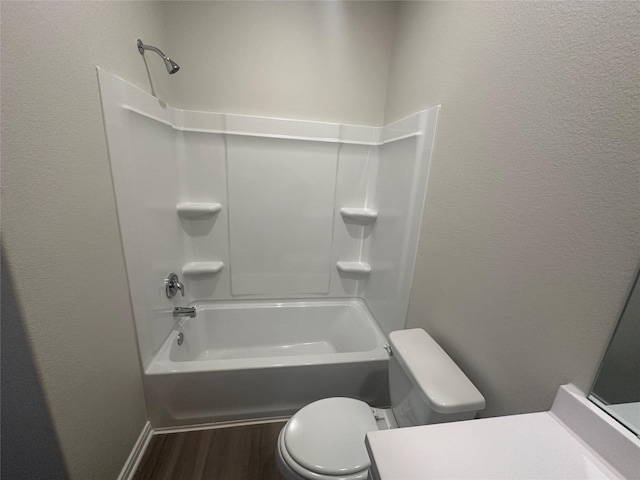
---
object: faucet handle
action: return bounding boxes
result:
[165,273,185,298]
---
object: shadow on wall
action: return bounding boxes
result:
[1,245,69,479]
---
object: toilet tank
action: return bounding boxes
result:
[388,328,485,427]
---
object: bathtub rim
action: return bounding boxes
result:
[146,297,389,375]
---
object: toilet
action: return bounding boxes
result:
[275,328,486,480]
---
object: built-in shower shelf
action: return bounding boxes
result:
[339,208,378,223]
[336,261,371,275]
[177,202,222,218]
[182,261,225,275]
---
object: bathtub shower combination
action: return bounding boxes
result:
[99,68,439,427]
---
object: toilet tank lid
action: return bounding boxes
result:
[389,329,486,414]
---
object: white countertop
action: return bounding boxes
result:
[366,385,640,480]
[604,402,640,436]
[366,412,620,479]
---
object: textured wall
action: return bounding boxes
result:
[1,2,174,478]
[385,1,640,416]
[162,1,397,125]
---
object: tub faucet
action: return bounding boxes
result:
[173,307,196,318]
[165,273,185,298]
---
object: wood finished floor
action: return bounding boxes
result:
[133,422,286,480]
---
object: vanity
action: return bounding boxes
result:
[367,268,640,479]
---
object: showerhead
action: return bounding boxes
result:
[164,57,180,75]
[137,39,180,74]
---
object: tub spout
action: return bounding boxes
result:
[173,307,196,318]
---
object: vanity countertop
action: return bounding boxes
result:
[366,385,640,480]
[366,412,620,479]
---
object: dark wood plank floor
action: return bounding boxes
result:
[133,422,286,480]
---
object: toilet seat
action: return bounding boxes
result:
[279,397,379,480]
[278,429,369,480]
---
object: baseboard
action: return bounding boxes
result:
[117,421,153,480]
[153,416,290,435]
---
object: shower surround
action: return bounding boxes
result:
[99,68,439,427]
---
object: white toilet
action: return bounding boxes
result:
[275,328,486,480]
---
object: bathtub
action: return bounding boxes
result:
[145,298,390,428]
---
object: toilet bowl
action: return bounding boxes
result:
[275,328,485,480]
[276,397,378,480]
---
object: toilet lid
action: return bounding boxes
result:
[284,397,378,476]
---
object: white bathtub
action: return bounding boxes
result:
[145,298,390,428]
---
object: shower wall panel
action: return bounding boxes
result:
[175,131,231,301]
[227,137,338,295]
[98,68,186,367]
[364,108,440,335]
[330,144,379,298]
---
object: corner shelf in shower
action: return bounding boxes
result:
[336,261,371,275]
[339,208,378,224]
[176,202,222,218]
[182,261,225,276]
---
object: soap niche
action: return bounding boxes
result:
[341,207,376,239]
[340,207,377,224]
[182,261,225,276]
[336,206,375,278]
[177,202,222,218]
[177,202,221,236]
[178,202,224,280]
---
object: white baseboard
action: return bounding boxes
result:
[117,421,153,480]
[153,416,290,435]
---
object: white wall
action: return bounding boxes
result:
[385,1,640,417]
[162,1,397,125]
[1,2,174,478]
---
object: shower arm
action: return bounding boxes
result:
[137,39,165,58]
[136,39,180,74]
